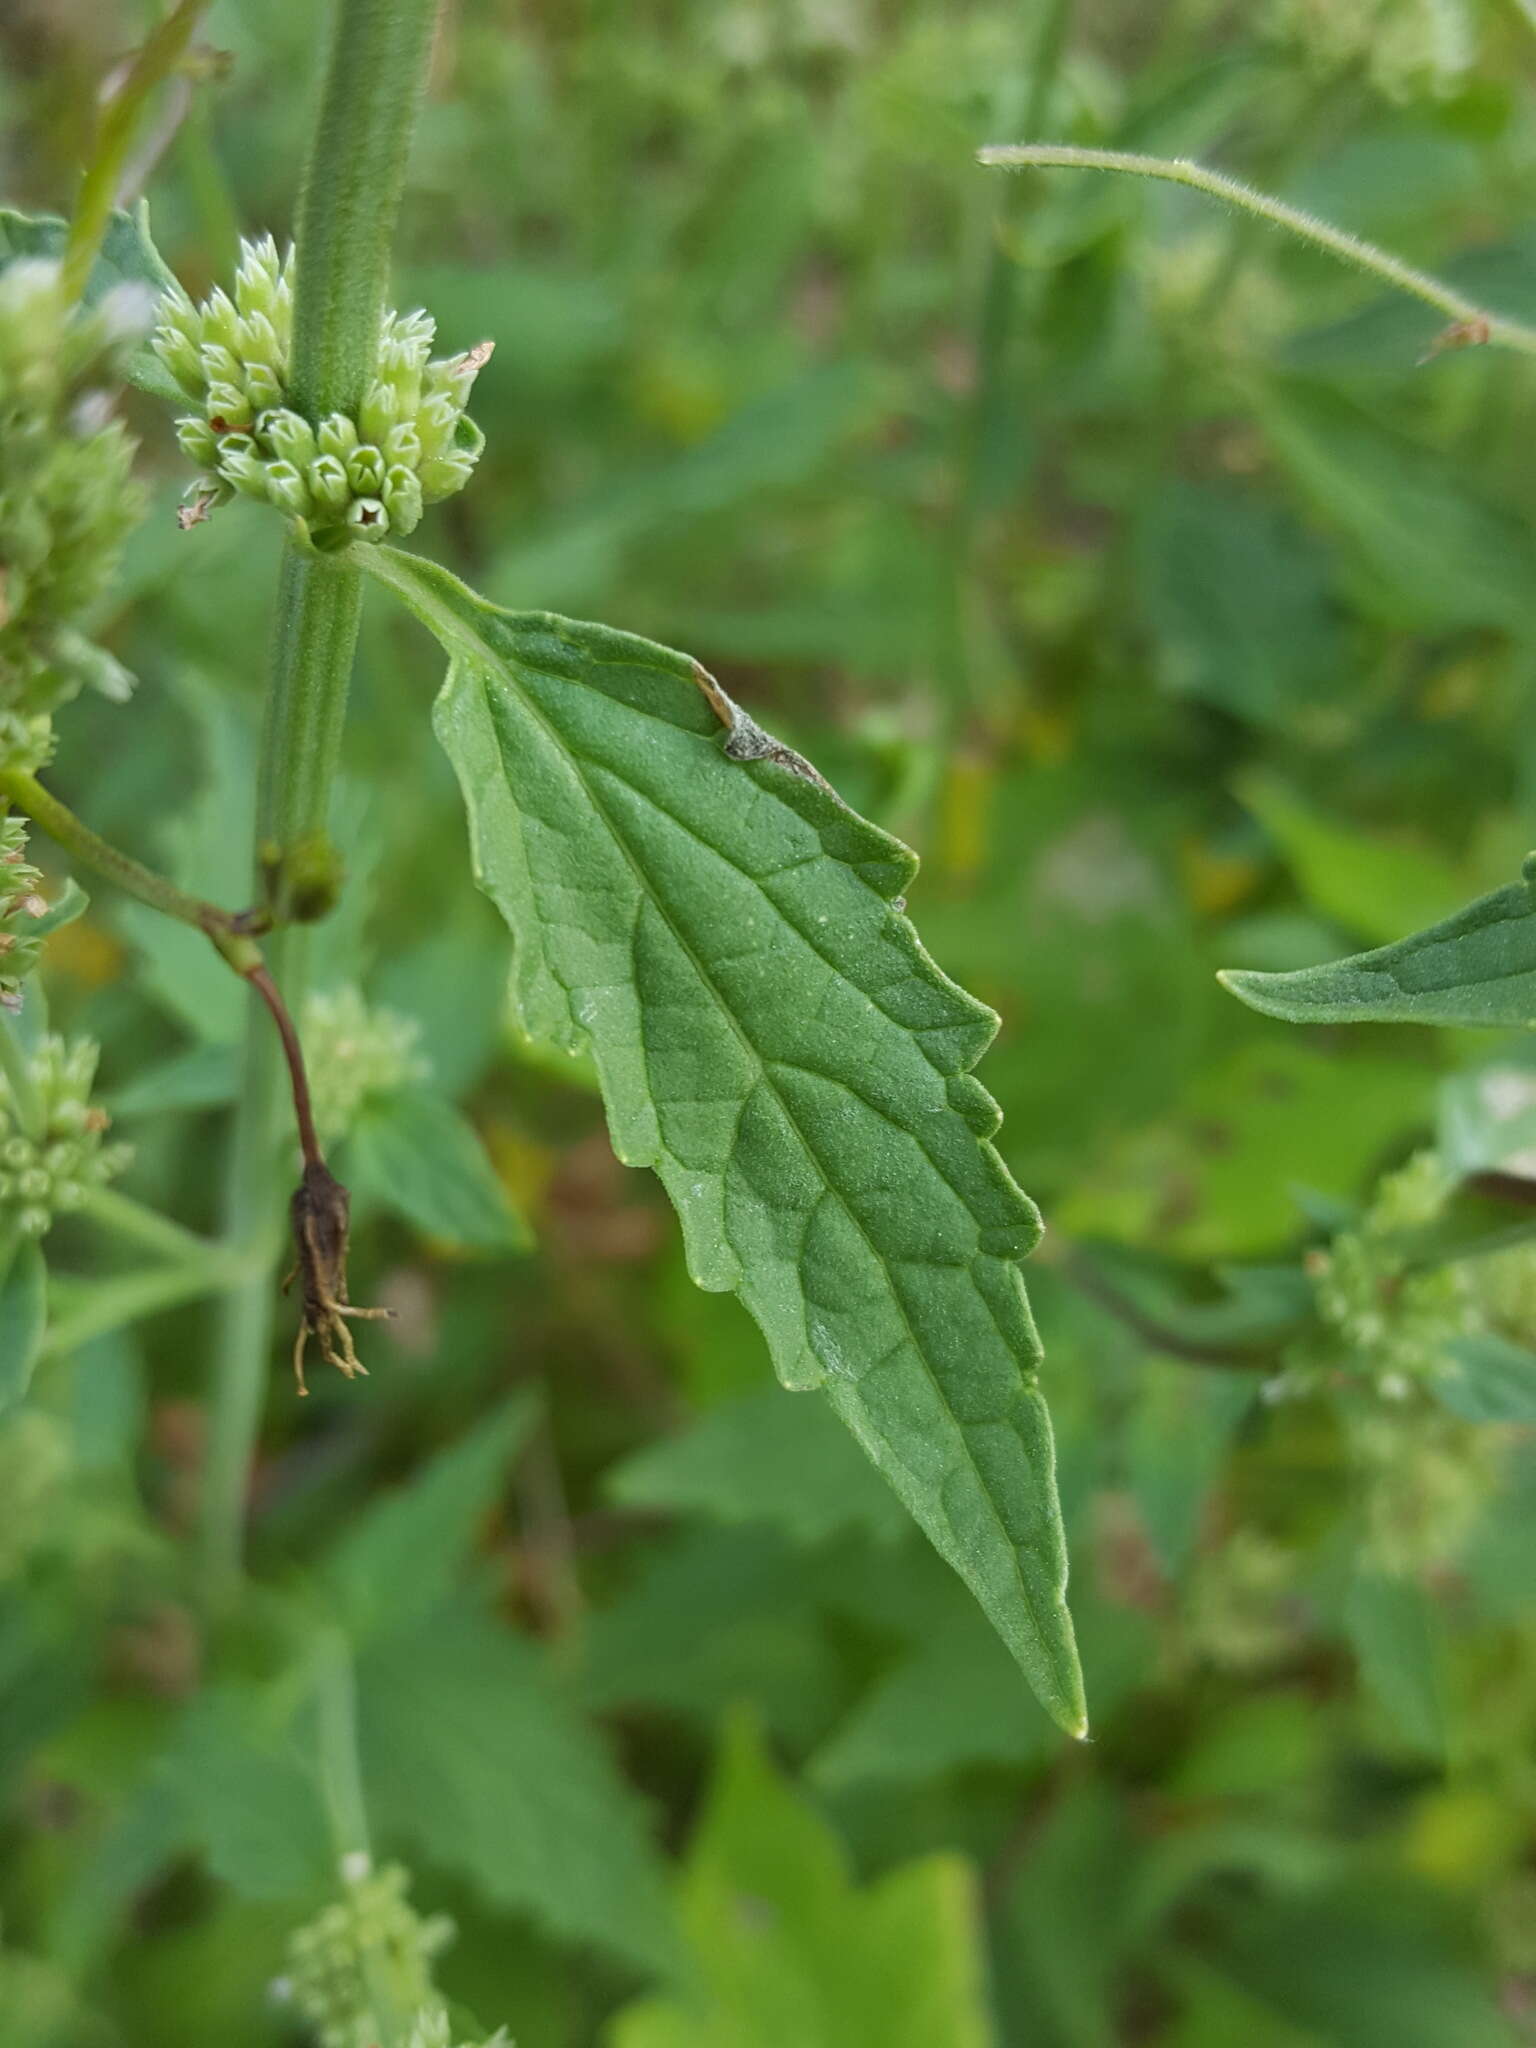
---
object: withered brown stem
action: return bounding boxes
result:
[244,962,393,1393]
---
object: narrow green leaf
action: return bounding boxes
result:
[361,546,1085,1736]
[0,1240,47,1412]
[1221,865,1536,1029]
[346,1086,529,1252]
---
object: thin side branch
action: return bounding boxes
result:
[977,144,1536,359]
[0,766,267,973]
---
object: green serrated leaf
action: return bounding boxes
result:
[360,546,1085,1737]
[0,1240,48,1412]
[346,1087,529,1253]
[604,1385,908,1548]
[606,1713,996,2048]
[0,202,181,399]
[322,1391,537,1636]
[164,1686,331,1902]
[356,1601,680,1978]
[1221,867,1536,1029]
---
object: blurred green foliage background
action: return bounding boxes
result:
[5,0,1536,2041]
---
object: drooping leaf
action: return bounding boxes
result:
[346,1087,529,1253]
[604,1385,907,1548]
[0,1240,48,1412]
[355,1601,679,1978]
[360,545,1085,1736]
[322,1391,537,1636]
[605,1713,996,2048]
[1221,865,1536,1029]
[0,203,181,399]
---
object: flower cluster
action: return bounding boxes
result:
[303,983,429,1146]
[152,237,491,545]
[0,820,48,1011]
[1282,1148,1504,1572]
[280,1860,455,2048]
[1307,1151,1478,1397]
[0,257,146,770]
[1265,0,1476,103]
[0,1034,130,1239]
[278,1858,511,2048]
[1347,1399,1493,1575]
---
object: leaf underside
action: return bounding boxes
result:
[1221,869,1536,1029]
[362,546,1085,1735]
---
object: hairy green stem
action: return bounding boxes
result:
[316,1630,373,1863]
[978,146,1536,357]
[314,1633,411,2048]
[0,766,264,974]
[62,0,209,305]
[201,0,438,1607]
[288,0,439,421]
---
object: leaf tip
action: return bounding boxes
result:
[1217,966,1290,1018]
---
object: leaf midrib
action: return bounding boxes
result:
[366,550,1062,1691]
[466,649,1055,1665]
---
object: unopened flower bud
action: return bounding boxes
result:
[264,459,312,518]
[346,445,386,495]
[308,453,351,515]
